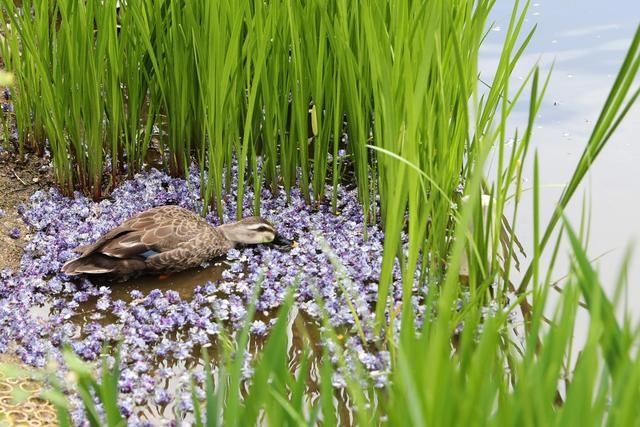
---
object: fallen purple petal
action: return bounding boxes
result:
[0,165,430,422]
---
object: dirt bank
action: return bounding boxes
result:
[0,151,58,426]
[0,152,53,269]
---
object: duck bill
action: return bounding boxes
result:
[271,234,293,248]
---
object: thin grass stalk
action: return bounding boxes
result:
[0,0,50,156]
[330,65,343,214]
[117,2,155,176]
[237,2,270,219]
[2,0,73,192]
[197,0,245,220]
[100,0,125,183]
[308,11,333,204]
[285,0,312,205]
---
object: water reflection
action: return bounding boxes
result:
[481,0,640,291]
[36,262,356,423]
[481,0,640,364]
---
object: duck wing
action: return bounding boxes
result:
[62,206,222,276]
[74,205,210,259]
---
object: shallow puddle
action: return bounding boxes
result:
[89,263,227,308]
[28,263,358,423]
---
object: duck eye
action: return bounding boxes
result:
[254,226,273,233]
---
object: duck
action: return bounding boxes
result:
[61,205,292,277]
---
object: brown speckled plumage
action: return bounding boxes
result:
[61,205,279,277]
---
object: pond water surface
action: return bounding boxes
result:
[481,0,639,302]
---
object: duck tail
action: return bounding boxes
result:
[61,256,115,275]
[61,254,148,276]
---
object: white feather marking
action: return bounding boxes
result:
[246,223,274,232]
[118,240,140,247]
[76,267,113,274]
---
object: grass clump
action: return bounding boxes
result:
[0,0,156,198]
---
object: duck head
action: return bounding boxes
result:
[218,217,293,248]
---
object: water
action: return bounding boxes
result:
[480,1,640,362]
[481,0,640,297]
[35,261,347,422]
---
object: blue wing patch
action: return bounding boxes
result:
[140,250,159,259]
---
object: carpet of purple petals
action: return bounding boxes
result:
[0,166,425,424]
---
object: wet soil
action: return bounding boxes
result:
[0,155,54,264]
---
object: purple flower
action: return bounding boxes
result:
[226,248,241,260]
[250,320,268,336]
[8,227,20,239]
[0,161,430,419]
[119,369,137,393]
[154,388,171,406]
[229,262,244,274]
[96,296,110,311]
[166,290,180,304]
